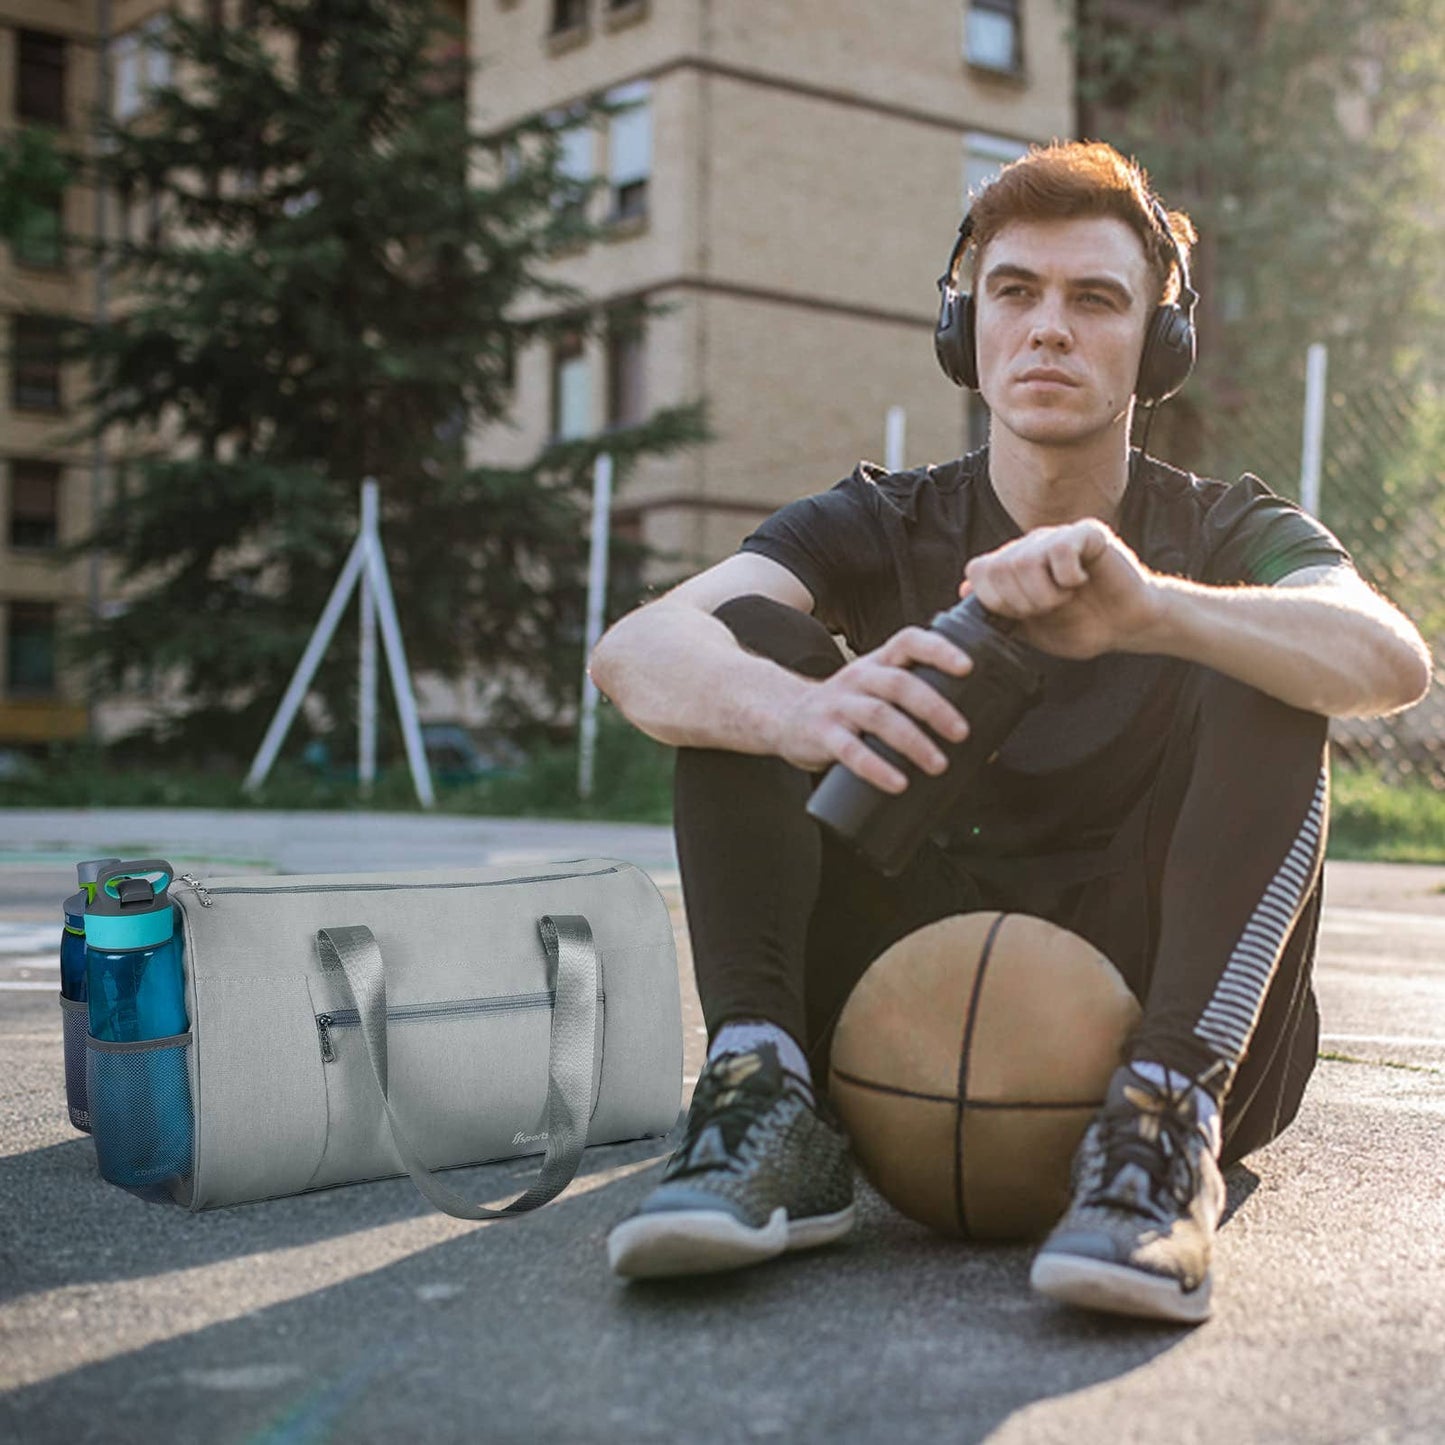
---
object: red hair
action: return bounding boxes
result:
[963,140,1196,305]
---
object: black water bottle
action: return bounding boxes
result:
[805,593,1045,877]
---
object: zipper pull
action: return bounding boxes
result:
[178,873,213,907]
[316,1013,336,1063]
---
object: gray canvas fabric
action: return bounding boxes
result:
[167,856,683,1212]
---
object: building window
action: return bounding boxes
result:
[606,81,651,223]
[551,114,594,221]
[113,17,172,122]
[550,0,589,35]
[11,316,64,412]
[11,188,64,269]
[606,318,645,429]
[962,131,1029,208]
[551,332,591,441]
[9,461,61,549]
[6,601,58,697]
[604,0,649,26]
[964,0,1022,75]
[17,30,66,126]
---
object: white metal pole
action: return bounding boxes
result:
[364,526,436,810]
[885,405,906,472]
[1300,343,1328,517]
[359,480,378,797]
[244,533,367,794]
[578,451,614,801]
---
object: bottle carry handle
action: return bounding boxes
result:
[96,860,175,903]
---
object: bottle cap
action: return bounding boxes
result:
[76,857,124,886]
[63,890,87,931]
[85,860,176,951]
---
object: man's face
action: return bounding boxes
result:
[973,215,1156,449]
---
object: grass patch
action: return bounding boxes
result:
[1318,1050,1441,1076]
[0,705,676,824]
[1326,765,1445,864]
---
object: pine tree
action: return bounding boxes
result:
[56,0,706,764]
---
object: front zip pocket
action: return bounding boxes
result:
[315,988,607,1063]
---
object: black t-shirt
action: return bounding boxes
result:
[738,446,1354,864]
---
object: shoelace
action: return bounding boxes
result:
[673,1057,788,1170]
[1085,1070,1205,1220]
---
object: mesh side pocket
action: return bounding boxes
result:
[60,995,92,1134]
[86,1032,194,1193]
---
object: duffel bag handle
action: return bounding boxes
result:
[314,914,597,1219]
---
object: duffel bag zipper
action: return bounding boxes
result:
[315,988,606,1063]
[176,864,619,909]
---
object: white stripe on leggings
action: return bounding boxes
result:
[1193,767,1327,1063]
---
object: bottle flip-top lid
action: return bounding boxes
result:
[85,860,176,951]
[76,857,123,886]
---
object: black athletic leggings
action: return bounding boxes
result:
[673,594,1329,1171]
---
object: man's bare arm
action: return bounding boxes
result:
[961,521,1432,719]
[588,602,822,754]
[587,554,818,754]
[589,552,977,790]
[1130,564,1431,718]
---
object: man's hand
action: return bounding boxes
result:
[961,518,1165,659]
[772,626,974,793]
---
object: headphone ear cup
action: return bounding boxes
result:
[957,292,978,391]
[934,287,980,390]
[1137,303,1196,405]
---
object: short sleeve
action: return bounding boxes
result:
[1199,474,1356,585]
[738,465,894,646]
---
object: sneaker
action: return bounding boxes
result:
[1029,1061,1226,1324]
[607,1042,856,1279]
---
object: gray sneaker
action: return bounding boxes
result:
[1030,1061,1226,1324]
[607,1042,856,1279]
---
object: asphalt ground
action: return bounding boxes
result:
[1,808,1443,1445]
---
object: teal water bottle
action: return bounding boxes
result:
[85,860,192,1187]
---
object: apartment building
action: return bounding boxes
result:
[1,1,1076,749]
[469,0,1076,590]
[0,0,167,750]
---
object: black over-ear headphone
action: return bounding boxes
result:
[933,195,1199,406]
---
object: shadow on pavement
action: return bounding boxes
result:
[0,1121,682,1309]
[0,1129,1263,1444]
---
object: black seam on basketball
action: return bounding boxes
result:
[828,1065,1096,1111]
[955,912,1007,1240]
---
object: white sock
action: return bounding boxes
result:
[1130,1059,1222,1157]
[707,1019,814,1103]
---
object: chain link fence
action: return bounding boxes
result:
[1190,363,1445,787]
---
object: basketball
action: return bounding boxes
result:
[825,911,1142,1242]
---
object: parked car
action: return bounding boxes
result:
[299,727,528,787]
[0,748,40,783]
[419,724,528,785]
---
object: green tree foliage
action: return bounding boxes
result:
[1073,0,1445,661]
[44,0,706,762]
[1074,0,1445,460]
[0,124,71,266]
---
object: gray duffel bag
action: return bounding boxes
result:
[106,855,683,1216]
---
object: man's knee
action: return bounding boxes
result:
[711,593,847,680]
[1192,668,1330,755]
